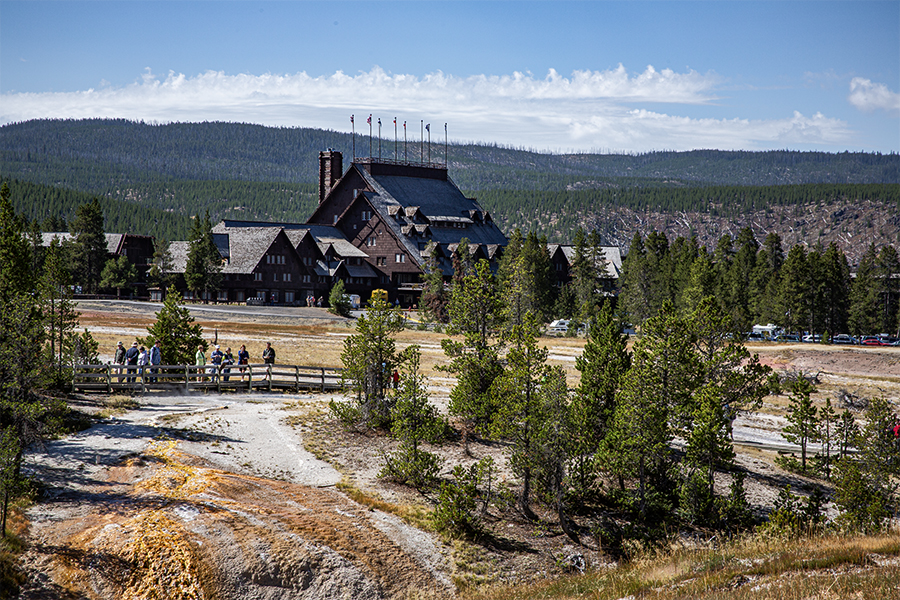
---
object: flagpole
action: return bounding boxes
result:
[394,118,397,160]
[368,114,372,158]
[444,123,448,166]
[420,120,424,163]
[351,115,355,160]
[427,124,431,163]
[378,118,382,159]
[404,121,407,162]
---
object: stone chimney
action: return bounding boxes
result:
[318,150,343,204]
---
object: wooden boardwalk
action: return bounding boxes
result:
[72,363,344,394]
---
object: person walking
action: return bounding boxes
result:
[125,342,139,383]
[114,341,126,382]
[195,345,207,382]
[262,342,275,380]
[149,340,162,383]
[222,347,234,382]
[237,344,249,380]
[137,346,149,382]
[211,345,224,382]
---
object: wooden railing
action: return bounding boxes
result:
[72,363,344,394]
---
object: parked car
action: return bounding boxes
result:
[802,334,823,343]
[832,334,856,345]
[861,338,888,346]
[773,334,801,343]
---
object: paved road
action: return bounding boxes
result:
[77,299,351,325]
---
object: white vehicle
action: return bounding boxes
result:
[548,319,570,334]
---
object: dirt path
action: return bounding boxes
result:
[21,391,453,599]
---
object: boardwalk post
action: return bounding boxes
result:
[295,365,299,392]
[321,367,325,392]
[106,364,111,393]
[268,365,273,392]
[217,365,221,393]
[185,365,189,393]
[248,365,252,391]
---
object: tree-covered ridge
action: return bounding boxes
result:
[2,119,898,193]
[3,177,192,240]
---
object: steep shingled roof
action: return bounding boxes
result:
[356,165,507,267]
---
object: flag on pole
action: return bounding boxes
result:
[350,115,354,124]
[425,123,430,132]
[367,114,372,125]
[378,118,382,126]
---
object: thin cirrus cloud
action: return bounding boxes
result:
[848,77,900,115]
[0,66,853,152]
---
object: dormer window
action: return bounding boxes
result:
[361,210,372,221]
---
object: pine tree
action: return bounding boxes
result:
[328,279,352,317]
[570,301,630,497]
[0,182,64,537]
[680,384,735,526]
[490,312,551,520]
[147,239,176,291]
[41,238,80,386]
[184,211,222,302]
[442,259,503,448]
[420,241,448,323]
[69,198,107,294]
[379,346,445,489]
[776,244,810,334]
[836,408,860,460]
[781,376,819,472]
[818,397,838,479]
[875,245,900,336]
[848,244,880,336]
[100,255,138,299]
[750,232,784,325]
[333,298,403,429]
[138,285,205,365]
[821,243,850,339]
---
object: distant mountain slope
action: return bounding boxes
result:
[2,119,898,262]
[2,119,898,192]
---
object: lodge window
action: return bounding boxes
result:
[395,253,405,263]
[302,275,311,283]
[303,257,313,265]
[273,273,279,282]
[254,272,263,282]
[284,273,292,282]
[266,255,286,265]
[366,236,376,247]
[285,292,295,304]
[376,256,386,266]
[362,210,372,221]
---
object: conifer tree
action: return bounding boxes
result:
[420,241,448,323]
[380,346,445,489]
[836,408,860,460]
[776,244,810,334]
[821,243,850,339]
[570,301,630,496]
[750,232,784,324]
[848,244,880,336]
[138,285,205,365]
[781,376,819,472]
[875,245,900,336]
[147,239,176,291]
[41,238,80,385]
[818,397,838,479]
[333,298,403,428]
[442,259,503,448]
[69,198,107,294]
[184,211,222,302]
[100,254,138,299]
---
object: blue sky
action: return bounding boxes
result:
[2,1,898,153]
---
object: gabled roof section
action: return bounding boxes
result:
[353,162,508,266]
[41,232,135,255]
[548,244,623,279]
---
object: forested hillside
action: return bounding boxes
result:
[2,118,898,256]
[3,177,192,240]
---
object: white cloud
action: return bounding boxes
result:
[848,77,900,115]
[0,66,854,152]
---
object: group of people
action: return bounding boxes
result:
[114,340,162,382]
[194,342,276,382]
[113,340,277,384]
[305,295,324,307]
